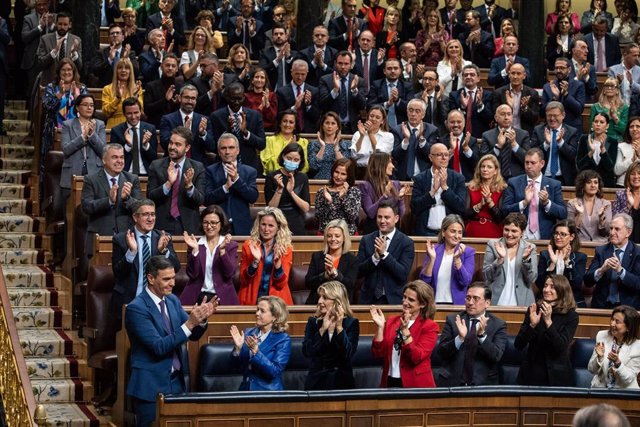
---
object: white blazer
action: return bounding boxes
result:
[588,329,640,389]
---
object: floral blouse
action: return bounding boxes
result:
[314,186,362,235]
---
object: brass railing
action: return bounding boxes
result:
[0,264,46,426]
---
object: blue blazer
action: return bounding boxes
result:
[410,168,467,236]
[138,50,162,83]
[209,107,266,173]
[357,229,415,304]
[366,78,415,125]
[501,174,567,240]
[541,79,586,131]
[487,56,531,88]
[125,291,206,402]
[569,61,598,101]
[584,242,640,310]
[231,327,291,391]
[110,121,158,174]
[204,162,259,235]
[159,110,215,164]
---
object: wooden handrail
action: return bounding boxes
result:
[0,264,42,426]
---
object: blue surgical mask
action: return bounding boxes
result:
[283,159,299,172]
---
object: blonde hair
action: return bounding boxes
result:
[598,77,624,113]
[187,25,213,51]
[323,219,351,254]
[383,6,403,31]
[443,39,463,65]
[110,58,137,97]
[249,207,293,248]
[257,296,289,332]
[468,154,508,192]
[315,281,354,318]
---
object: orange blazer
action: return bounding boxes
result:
[238,240,293,305]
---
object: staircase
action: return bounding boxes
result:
[1,100,103,426]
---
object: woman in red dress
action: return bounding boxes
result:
[243,68,278,132]
[465,154,506,238]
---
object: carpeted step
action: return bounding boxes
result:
[3,264,53,288]
[4,109,28,120]
[31,379,94,404]
[9,287,66,308]
[0,157,33,169]
[0,144,35,159]
[26,356,80,379]
[0,232,38,249]
[42,403,101,427]
[0,169,30,184]
[18,329,74,357]
[0,199,30,214]
[13,307,71,329]
[0,248,46,264]
[6,99,27,110]
[0,213,34,232]
[3,119,30,134]
[0,183,27,198]
[5,131,29,140]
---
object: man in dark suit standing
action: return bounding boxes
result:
[188,52,224,117]
[440,0,466,39]
[205,133,259,235]
[441,110,480,182]
[541,58,586,133]
[258,22,298,91]
[458,9,495,69]
[530,101,579,186]
[367,58,415,128]
[145,0,187,55]
[88,24,140,87]
[585,213,640,310]
[126,255,215,427]
[328,0,364,52]
[357,200,414,305]
[143,53,184,127]
[147,127,206,235]
[110,98,157,176]
[447,64,493,138]
[100,0,122,26]
[417,69,448,134]
[210,82,266,174]
[475,0,507,37]
[411,143,467,236]
[584,17,621,72]
[81,144,142,258]
[109,199,181,331]
[570,38,598,102]
[481,104,530,181]
[318,51,367,134]
[159,84,215,164]
[492,63,540,135]
[351,30,384,95]
[227,0,264,60]
[501,147,567,240]
[487,35,530,88]
[35,11,82,87]
[391,98,439,181]
[300,25,337,87]
[21,0,55,105]
[138,29,167,84]
[276,60,321,134]
[435,283,507,387]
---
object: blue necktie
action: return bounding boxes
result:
[406,127,418,178]
[140,235,151,294]
[550,129,559,177]
[608,248,623,304]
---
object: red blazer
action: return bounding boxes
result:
[371,315,439,388]
[238,240,293,305]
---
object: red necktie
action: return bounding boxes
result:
[296,85,304,130]
[465,90,474,134]
[170,163,180,218]
[453,136,461,173]
[348,18,354,50]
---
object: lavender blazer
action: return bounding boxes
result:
[419,243,475,305]
[359,180,407,220]
[179,240,239,305]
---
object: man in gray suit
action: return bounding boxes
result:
[21,0,55,105]
[147,126,206,235]
[435,283,507,386]
[608,43,640,105]
[36,11,82,87]
[81,144,142,258]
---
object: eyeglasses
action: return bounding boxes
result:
[465,295,483,302]
[554,232,571,238]
[431,152,450,158]
[78,103,94,108]
[203,220,221,227]
[136,212,156,218]
[604,84,618,88]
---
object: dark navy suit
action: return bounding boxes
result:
[145,12,187,54]
[110,121,158,174]
[584,33,621,70]
[367,78,415,127]
[276,83,321,133]
[530,123,579,186]
[159,110,215,164]
[300,45,338,87]
[541,79,586,132]
[209,107,266,173]
[447,88,493,138]
[390,122,440,181]
[487,56,531,88]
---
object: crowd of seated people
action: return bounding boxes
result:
[17,0,640,422]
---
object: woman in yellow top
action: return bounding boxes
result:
[101,58,143,129]
[261,111,309,174]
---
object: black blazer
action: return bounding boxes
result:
[227,17,265,60]
[530,123,580,186]
[302,316,359,390]
[391,121,440,181]
[474,4,507,36]
[328,15,365,51]
[88,46,140,87]
[109,121,158,175]
[439,7,466,38]
[258,46,300,91]
[415,90,448,135]
[318,72,367,133]
[145,12,187,54]
[514,307,579,386]
[537,250,587,307]
[276,84,321,133]
[352,48,384,90]
[479,127,531,180]
[304,251,359,304]
[142,77,184,127]
[366,78,415,126]
[458,29,495,68]
[300,45,337,87]
[585,33,622,69]
[447,88,494,138]
[441,133,480,182]
[435,311,507,387]
[576,134,618,187]
[146,157,206,235]
[491,85,541,135]
[188,74,224,117]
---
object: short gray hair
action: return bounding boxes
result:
[292,59,308,71]
[545,101,565,113]
[218,132,239,149]
[102,143,124,159]
[408,98,426,111]
[180,84,198,95]
[613,213,634,231]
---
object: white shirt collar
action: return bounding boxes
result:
[380,227,397,242]
[145,287,164,308]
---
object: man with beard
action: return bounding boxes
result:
[416,69,447,133]
[187,52,225,116]
[367,58,414,128]
[147,126,206,235]
[159,85,214,164]
[228,0,264,60]
[458,9,494,69]
[210,82,266,174]
[328,0,364,52]
[21,0,55,104]
[440,0,466,39]
[89,23,140,87]
[258,22,298,91]
[541,57,586,133]
[143,54,184,127]
[110,98,157,176]
[492,63,539,135]
[36,11,82,85]
[447,64,493,138]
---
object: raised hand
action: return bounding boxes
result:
[374,235,386,258]
[125,229,137,252]
[183,231,199,250]
[109,183,119,203]
[528,303,541,328]
[426,240,436,259]
[595,341,605,359]
[248,240,262,262]
[230,325,244,350]
[121,181,133,200]
[495,241,506,260]
[183,167,195,188]
[370,306,386,328]
[157,230,171,253]
[285,174,295,193]
[523,244,533,260]
[477,314,489,336]
[167,161,178,185]
[455,315,468,340]
[547,243,558,263]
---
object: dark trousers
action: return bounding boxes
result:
[133,371,185,426]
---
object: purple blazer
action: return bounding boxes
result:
[358,180,406,220]
[179,239,240,305]
[419,242,475,305]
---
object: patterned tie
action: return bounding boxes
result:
[159,300,182,371]
[465,90,474,134]
[528,180,539,234]
[233,112,241,137]
[110,177,117,187]
[184,114,190,129]
[131,126,140,175]
[59,37,66,59]
[363,52,370,93]
[387,82,397,126]
[141,235,151,290]
[170,163,180,219]
[296,85,304,130]
[462,318,478,385]
[550,129,559,177]
[608,248,623,304]
[499,133,512,178]
[348,18,354,50]
[406,128,417,178]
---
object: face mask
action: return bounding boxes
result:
[283,159,299,172]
